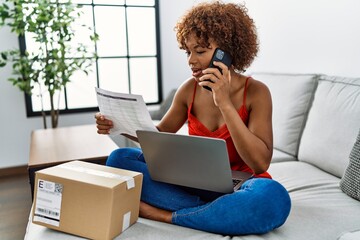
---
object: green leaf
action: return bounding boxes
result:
[1,52,7,60]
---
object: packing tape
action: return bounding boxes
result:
[59,165,135,189]
[122,211,131,232]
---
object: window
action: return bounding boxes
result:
[24,0,161,116]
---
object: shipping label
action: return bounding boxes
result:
[33,179,63,227]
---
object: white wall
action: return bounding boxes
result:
[245,0,360,77]
[160,0,360,95]
[1,0,360,168]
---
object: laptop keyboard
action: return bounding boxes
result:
[232,179,242,187]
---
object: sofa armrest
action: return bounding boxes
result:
[149,89,177,120]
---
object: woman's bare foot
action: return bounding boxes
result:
[139,201,172,223]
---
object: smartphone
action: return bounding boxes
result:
[203,48,233,91]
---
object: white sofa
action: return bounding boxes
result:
[25,72,360,240]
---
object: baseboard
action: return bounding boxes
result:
[0,165,28,178]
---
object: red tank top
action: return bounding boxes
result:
[187,77,271,179]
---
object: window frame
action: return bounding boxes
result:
[21,0,162,117]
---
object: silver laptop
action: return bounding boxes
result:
[136,130,252,193]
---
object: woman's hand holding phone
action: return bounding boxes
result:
[202,48,232,91]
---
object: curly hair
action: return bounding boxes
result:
[174,1,259,72]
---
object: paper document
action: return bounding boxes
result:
[95,87,158,138]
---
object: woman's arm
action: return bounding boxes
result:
[156,78,194,133]
[220,79,273,174]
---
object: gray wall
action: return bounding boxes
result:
[1,0,360,168]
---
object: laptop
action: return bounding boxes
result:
[136,130,253,193]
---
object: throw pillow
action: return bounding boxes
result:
[340,129,360,200]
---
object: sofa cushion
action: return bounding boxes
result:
[24,162,360,240]
[338,230,360,240]
[251,73,318,157]
[272,149,297,163]
[25,209,230,240]
[298,75,360,177]
[265,161,360,240]
[340,129,360,200]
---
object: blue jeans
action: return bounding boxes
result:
[107,147,291,235]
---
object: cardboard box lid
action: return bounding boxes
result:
[36,160,141,189]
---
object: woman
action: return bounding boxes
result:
[96,1,291,235]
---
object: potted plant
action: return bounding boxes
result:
[0,0,98,128]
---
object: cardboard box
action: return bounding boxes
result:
[32,160,143,240]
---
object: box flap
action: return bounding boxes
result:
[36,161,140,189]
